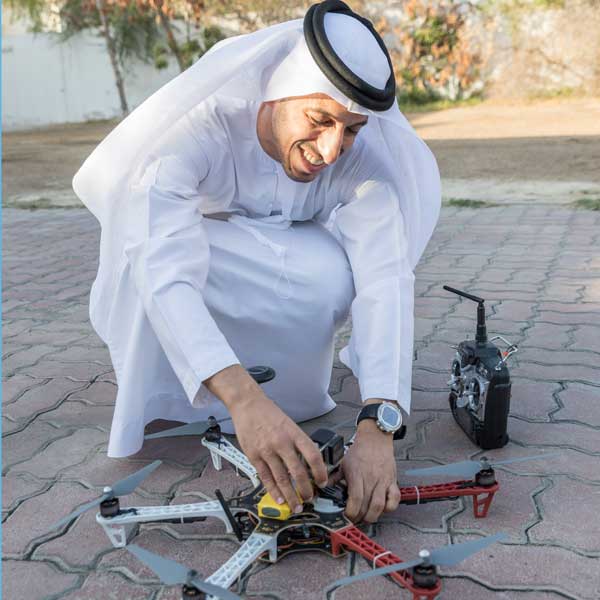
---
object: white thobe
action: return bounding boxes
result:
[96,94,420,457]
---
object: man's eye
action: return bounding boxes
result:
[311,118,331,126]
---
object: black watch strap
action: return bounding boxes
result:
[393,425,407,440]
[356,403,380,426]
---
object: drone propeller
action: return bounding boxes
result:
[324,532,506,597]
[49,460,161,531]
[405,453,560,479]
[144,417,232,440]
[147,414,355,443]
[127,544,242,599]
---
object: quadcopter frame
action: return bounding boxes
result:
[94,428,504,599]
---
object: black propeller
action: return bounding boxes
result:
[144,417,231,440]
[405,453,560,479]
[324,532,506,598]
[127,544,242,599]
[49,460,161,531]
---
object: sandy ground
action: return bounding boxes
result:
[3,96,600,206]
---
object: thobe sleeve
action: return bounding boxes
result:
[331,179,415,415]
[122,146,240,404]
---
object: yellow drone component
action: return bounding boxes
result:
[257,491,303,521]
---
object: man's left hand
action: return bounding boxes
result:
[342,414,400,523]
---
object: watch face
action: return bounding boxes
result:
[378,403,402,431]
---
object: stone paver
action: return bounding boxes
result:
[3,378,89,424]
[2,560,80,599]
[555,382,600,426]
[38,400,115,431]
[3,203,600,599]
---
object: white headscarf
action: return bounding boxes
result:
[265,13,391,115]
[73,13,440,267]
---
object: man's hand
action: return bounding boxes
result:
[342,416,400,523]
[204,365,329,512]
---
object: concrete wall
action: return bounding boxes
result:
[475,0,600,98]
[2,8,180,131]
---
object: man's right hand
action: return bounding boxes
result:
[204,365,328,512]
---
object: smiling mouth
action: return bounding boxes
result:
[301,144,324,166]
[298,144,326,175]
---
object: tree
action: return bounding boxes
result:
[4,0,48,31]
[5,0,147,115]
[376,1,483,103]
[6,0,218,116]
[204,0,310,32]
[204,0,482,103]
[57,0,162,116]
[94,0,130,114]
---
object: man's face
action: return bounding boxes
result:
[257,93,368,183]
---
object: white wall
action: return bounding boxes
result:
[2,10,180,131]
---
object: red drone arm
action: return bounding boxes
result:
[331,525,442,600]
[399,481,499,518]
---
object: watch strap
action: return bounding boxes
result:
[356,403,380,427]
[393,425,407,440]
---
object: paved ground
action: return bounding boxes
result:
[3,96,600,598]
[3,199,600,599]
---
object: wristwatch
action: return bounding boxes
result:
[356,402,406,440]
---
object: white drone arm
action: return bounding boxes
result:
[96,500,239,548]
[205,531,277,600]
[202,438,260,487]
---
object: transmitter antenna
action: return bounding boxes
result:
[443,285,488,345]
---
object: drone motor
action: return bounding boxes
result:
[99,496,121,518]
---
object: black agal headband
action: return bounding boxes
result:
[303,0,397,111]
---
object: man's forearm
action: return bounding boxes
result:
[203,364,263,411]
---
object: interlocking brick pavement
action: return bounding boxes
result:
[3,204,600,599]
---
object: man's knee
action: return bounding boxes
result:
[299,232,355,326]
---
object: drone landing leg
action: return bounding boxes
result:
[210,450,223,471]
[204,531,277,600]
[101,521,139,548]
[331,525,441,599]
[96,500,237,547]
[399,482,499,519]
[202,438,260,487]
[472,490,496,518]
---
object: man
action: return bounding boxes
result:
[73,1,441,524]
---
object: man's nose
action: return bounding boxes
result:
[317,127,345,165]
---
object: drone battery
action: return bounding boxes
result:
[257,491,300,520]
[310,428,345,467]
[261,506,288,519]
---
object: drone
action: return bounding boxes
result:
[49,367,554,599]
